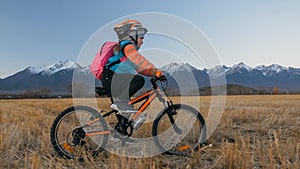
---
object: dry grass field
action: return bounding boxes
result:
[0,95,299,169]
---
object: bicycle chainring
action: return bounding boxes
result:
[114,122,133,137]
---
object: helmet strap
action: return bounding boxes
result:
[128,31,138,45]
[128,35,137,45]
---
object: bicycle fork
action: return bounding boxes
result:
[166,101,182,135]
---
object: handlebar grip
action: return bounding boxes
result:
[150,76,168,89]
[159,75,167,82]
[151,75,167,83]
[150,76,158,83]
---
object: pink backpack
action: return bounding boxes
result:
[90,41,117,80]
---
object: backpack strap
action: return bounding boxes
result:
[105,41,133,69]
[105,60,121,69]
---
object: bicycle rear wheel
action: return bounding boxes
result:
[50,106,108,159]
[152,104,206,155]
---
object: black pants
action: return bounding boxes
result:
[101,68,145,102]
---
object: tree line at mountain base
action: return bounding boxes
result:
[166,84,300,96]
[1,84,300,99]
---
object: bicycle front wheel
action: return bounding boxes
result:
[50,106,108,159]
[152,104,206,155]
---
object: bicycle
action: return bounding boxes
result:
[50,76,207,159]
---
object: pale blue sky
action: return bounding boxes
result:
[1,0,299,78]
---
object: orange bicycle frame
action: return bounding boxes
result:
[128,89,159,120]
[84,88,162,137]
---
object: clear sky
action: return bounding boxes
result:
[1,0,300,78]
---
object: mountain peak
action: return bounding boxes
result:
[28,60,80,76]
[160,62,197,74]
[205,65,229,78]
[232,62,252,71]
[255,63,287,76]
[268,64,287,72]
[237,62,246,65]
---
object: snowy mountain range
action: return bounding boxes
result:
[204,62,300,90]
[0,61,88,94]
[0,61,299,95]
[27,60,84,76]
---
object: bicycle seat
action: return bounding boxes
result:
[95,87,110,97]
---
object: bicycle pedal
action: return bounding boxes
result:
[111,133,135,145]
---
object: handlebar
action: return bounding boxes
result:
[150,75,167,89]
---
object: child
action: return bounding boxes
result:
[101,20,164,118]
